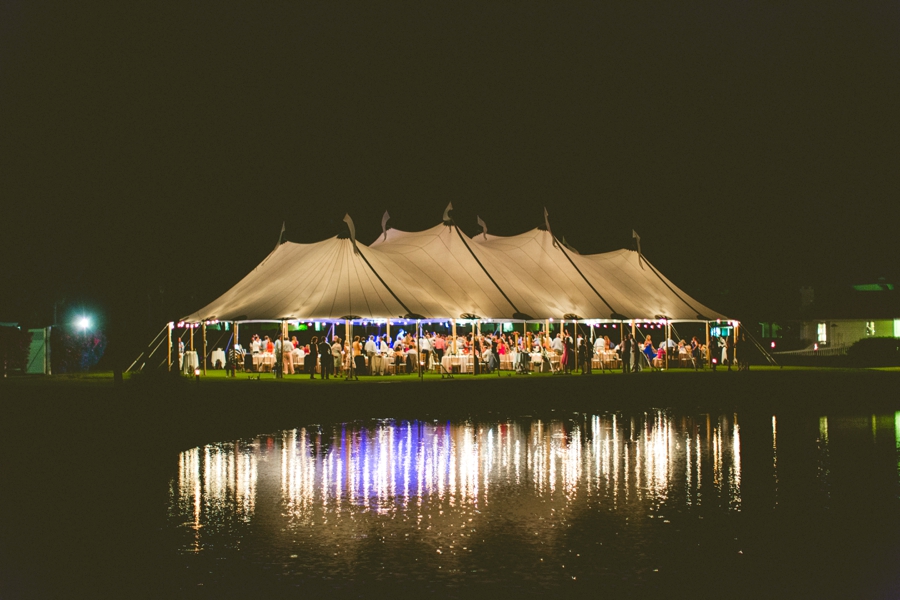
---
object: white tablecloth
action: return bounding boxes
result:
[210,349,226,369]
[441,354,474,373]
[371,354,386,375]
[181,351,198,374]
[250,353,275,371]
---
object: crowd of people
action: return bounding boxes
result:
[227,327,746,378]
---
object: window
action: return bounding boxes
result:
[817,323,827,344]
[866,321,876,336]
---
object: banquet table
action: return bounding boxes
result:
[440,354,474,374]
[210,349,226,369]
[250,353,275,372]
[181,351,198,374]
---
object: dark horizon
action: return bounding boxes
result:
[2,1,898,337]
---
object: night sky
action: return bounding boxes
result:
[2,1,898,344]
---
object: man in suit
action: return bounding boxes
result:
[318,337,332,379]
[622,334,632,374]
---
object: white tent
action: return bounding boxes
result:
[470,229,724,321]
[181,218,725,324]
[181,236,433,322]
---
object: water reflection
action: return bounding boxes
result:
[168,413,743,556]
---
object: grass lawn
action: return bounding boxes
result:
[5,363,898,388]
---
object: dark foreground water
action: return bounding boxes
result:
[162,411,900,598]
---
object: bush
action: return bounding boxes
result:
[846,337,900,368]
[50,327,107,373]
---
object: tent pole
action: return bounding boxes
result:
[202,322,207,375]
[167,322,173,372]
[281,320,287,378]
[451,319,457,354]
[574,319,579,374]
[387,319,391,344]
[733,321,739,368]
[417,320,422,379]
[345,319,352,380]
[705,321,711,370]
[234,322,240,377]
[545,319,550,350]
[665,321,669,371]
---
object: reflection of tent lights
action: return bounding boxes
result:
[170,414,743,552]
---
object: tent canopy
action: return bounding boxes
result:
[181,221,726,323]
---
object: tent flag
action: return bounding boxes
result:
[381,211,390,242]
[543,207,558,249]
[477,215,488,239]
[562,236,579,254]
[442,202,453,223]
[343,214,358,251]
[275,221,286,251]
[632,229,645,270]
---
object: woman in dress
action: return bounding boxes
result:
[305,337,318,379]
[353,336,365,376]
[331,337,343,377]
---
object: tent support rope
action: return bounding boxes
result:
[452,224,522,317]
[355,248,415,317]
[554,241,621,319]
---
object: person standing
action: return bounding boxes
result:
[365,335,377,374]
[306,336,318,379]
[353,336,365,376]
[318,336,331,379]
[433,333,445,362]
[331,336,342,377]
[622,334,632,374]
[581,337,593,375]
[274,334,284,378]
[725,335,734,371]
[419,331,432,372]
[632,334,642,372]
[691,336,701,371]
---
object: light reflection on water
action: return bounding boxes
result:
[167,412,747,587]
[168,411,900,591]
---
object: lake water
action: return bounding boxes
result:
[163,411,900,598]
